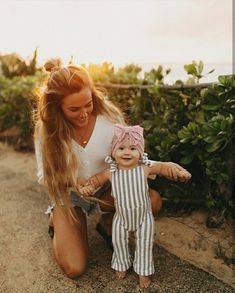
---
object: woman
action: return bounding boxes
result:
[34,58,162,278]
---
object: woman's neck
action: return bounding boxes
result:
[74,113,97,147]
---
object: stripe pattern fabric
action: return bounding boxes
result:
[111,166,154,275]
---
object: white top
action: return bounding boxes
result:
[35,115,115,185]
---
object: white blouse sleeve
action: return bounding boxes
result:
[34,138,44,185]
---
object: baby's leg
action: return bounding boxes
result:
[133,212,155,288]
[111,214,132,278]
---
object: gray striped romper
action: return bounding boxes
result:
[111,165,155,276]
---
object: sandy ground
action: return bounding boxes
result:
[0,142,234,293]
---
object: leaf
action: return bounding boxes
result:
[207,69,215,74]
[180,155,194,164]
[179,138,190,143]
[203,136,216,143]
[184,64,197,76]
[198,60,204,74]
[202,104,221,111]
[200,88,208,98]
[206,140,224,153]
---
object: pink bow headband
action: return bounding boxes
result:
[111,124,144,156]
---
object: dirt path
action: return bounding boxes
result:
[0,142,233,293]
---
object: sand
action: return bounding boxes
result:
[0,142,234,293]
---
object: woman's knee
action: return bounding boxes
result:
[62,261,87,279]
[149,189,162,216]
[99,188,115,212]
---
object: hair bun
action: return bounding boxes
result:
[44,58,63,72]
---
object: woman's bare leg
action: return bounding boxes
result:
[149,189,162,216]
[50,206,88,278]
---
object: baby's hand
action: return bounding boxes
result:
[177,170,192,182]
[159,162,191,182]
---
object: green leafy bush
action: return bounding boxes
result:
[88,61,234,224]
[0,49,39,78]
[0,72,45,148]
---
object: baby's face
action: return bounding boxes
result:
[113,138,140,170]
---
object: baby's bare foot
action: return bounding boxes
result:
[139,275,151,288]
[116,271,127,279]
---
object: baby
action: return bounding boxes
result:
[78,124,191,288]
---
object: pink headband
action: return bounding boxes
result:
[111,124,144,156]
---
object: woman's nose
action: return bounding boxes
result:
[78,108,87,117]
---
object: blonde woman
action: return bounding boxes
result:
[34,58,162,278]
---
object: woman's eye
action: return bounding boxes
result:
[70,108,79,112]
[84,101,93,108]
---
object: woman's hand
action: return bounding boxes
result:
[80,185,95,197]
[77,178,95,197]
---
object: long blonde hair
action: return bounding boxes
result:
[34,58,125,211]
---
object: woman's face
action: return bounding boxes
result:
[61,87,93,128]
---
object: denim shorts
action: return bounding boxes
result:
[70,182,111,214]
[45,182,111,216]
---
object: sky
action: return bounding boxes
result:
[0,0,233,80]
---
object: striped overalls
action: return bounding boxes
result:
[110,165,155,276]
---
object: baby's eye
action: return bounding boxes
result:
[118,147,124,150]
[130,147,136,150]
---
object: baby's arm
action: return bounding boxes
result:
[77,169,111,197]
[144,161,191,182]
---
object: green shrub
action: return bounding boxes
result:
[0,49,39,78]
[0,72,46,148]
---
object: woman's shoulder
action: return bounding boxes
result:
[97,114,114,126]
[96,115,116,133]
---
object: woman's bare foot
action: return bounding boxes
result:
[116,271,127,279]
[139,275,151,288]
